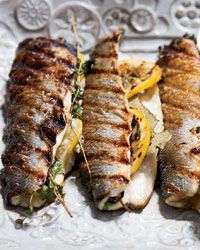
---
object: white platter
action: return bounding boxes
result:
[1,0,200,249]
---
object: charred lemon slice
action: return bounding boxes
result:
[130,108,151,176]
[128,65,162,98]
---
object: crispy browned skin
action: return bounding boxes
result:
[1,37,76,204]
[80,29,132,210]
[158,38,200,210]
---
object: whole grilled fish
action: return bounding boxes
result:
[81,29,132,210]
[157,37,200,211]
[1,37,76,207]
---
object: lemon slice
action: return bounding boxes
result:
[130,108,151,176]
[56,118,82,173]
[128,65,162,98]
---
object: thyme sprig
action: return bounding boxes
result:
[49,173,72,218]
[71,15,91,188]
[74,59,93,82]
[71,84,83,120]
[71,59,93,120]
[69,120,91,185]
[37,161,64,202]
[37,161,72,217]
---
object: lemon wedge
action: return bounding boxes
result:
[130,108,151,176]
[128,65,162,98]
[56,118,82,173]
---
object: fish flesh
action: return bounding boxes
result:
[1,37,77,207]
[157,37,200,210]
[81,29,132,210]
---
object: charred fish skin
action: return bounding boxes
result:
[157,38,200,209]
[81,29,132,210]
[1,37,77,205]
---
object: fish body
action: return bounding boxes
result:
[158,38,200,210]
[81,29,132,210]
[1,37,76,207]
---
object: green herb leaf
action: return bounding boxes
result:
[72,58,93,120]
[37,161,64,202]
[71,85,83,119]
[103,202,113,211]
[74,59,93,82]
[50,160,63,177]
[37,184,55,201]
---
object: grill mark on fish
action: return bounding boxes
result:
[91,69,119,75]
[93,53,118,58]
[83,104,131,124]
[12,62,74,79]
[9,67,72,86]
[162,183,183,194]
[7,96,56,114]
[3,170,46,196]
[18,41,77,61]
[7,104,53,127]
[84,87,125,98]
[85,145,130,162]
[86,153,130,166]
[2,155,49,185]
[162,103,200,127]
[83,102,130,117]
[18,37,77,57]
[81,29,131,208]
[2,148,52,175]
[7,82,69,104]
[10,64,73,86]
[160,78,200,98]
[83,97,125,110]
[87,72,121,79]
[84,84,125,95]
[14,49,76,70]
[92,175,130,184]
[1,37,76,204]
[83,117,131,131]
[160,73,200,94]
[83,135,130,148]
[158,37,200,211]
[6,107,51,131]
[160,85,200,112]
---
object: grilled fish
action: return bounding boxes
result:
[1,37,77,207]
[158,37,200,210]
[81,29,132,210]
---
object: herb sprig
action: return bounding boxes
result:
[37,160,72,217]
[71,59,93,120]
[74,59,93,82]
[71,84,83,119]
[37,161,64,202]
